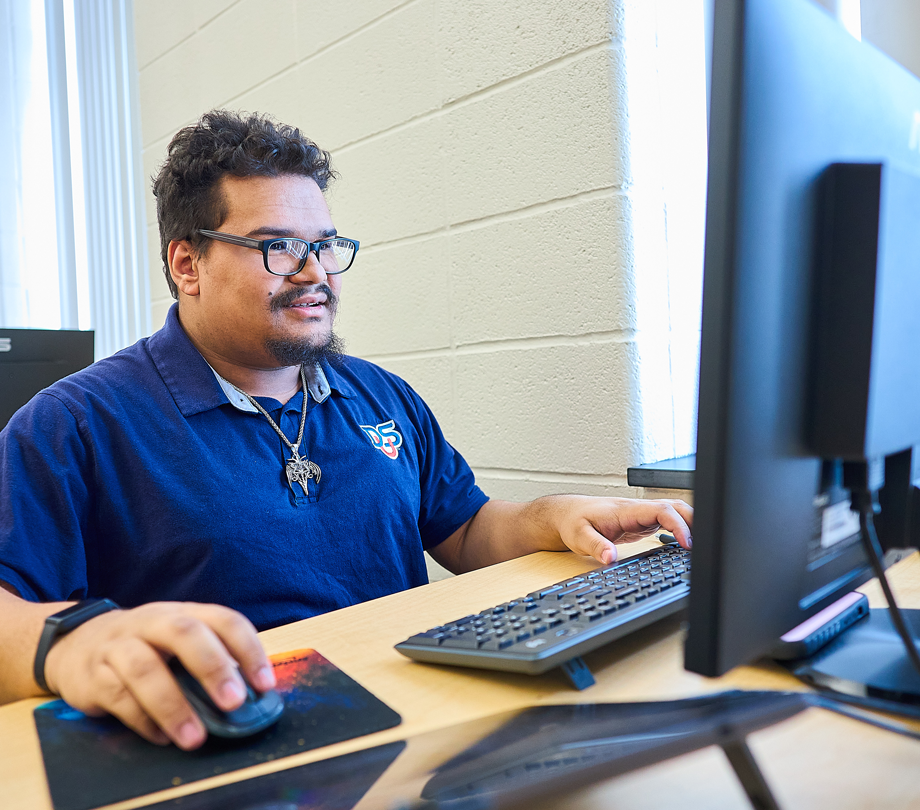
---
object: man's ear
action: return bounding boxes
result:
[168,240,200,297]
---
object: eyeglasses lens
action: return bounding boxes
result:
[266,239,355,275]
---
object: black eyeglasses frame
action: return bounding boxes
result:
[197,229,359,276]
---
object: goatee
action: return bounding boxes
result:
[265,331,346,368]
[266,283,347,367]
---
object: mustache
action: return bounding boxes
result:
[269,284,338,312]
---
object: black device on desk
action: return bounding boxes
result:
[396,543,690,690]
[0,327,94,430]
[168,658,284,739]
[684,0,920,709]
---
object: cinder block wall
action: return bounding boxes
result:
[134,1,704,513]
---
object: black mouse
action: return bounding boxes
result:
[168,657,284,739]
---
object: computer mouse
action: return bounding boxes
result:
[168,657,284,739]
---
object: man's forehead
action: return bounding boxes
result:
[217,174,332,230]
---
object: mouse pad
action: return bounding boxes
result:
[34,649,402,810]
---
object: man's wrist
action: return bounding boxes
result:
[34,599,120,693]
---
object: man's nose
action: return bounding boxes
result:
[291,251,327,284]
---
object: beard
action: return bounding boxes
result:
[265,330,346,367]
[266,284,347,368]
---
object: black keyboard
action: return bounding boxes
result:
[395,544,690,689]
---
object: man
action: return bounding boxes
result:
[0,111,692,750]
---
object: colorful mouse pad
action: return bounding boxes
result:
[33,649,402,810]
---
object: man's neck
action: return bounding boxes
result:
[206,356,303,404]
[177,314,304,403]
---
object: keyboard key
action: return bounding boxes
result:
[443,636,480,649]
[404,633,442,646]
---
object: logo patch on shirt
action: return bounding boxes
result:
[360,419,403,459]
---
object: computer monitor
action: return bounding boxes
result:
[685,0,920,679]
[0,328,94,430]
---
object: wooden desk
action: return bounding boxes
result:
[3,540,919,810]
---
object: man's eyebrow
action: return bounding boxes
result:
[247,227,338,240]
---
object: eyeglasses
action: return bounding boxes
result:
[197,229,359,276]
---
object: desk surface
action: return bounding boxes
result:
[3,540,920,810]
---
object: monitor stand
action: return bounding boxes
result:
[790,608,920,713]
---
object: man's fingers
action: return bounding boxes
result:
[129,608,251,713]
[87,663,173,746]
[654,502,693,548]
[613,502,692,549]
[568,523,618,565]
[103,638,205,749]
[660,498,694,530]
[190,604,276,694]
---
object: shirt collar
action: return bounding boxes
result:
[209,363,332,412]
[146,303,353,417]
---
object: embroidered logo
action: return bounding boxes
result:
[359,419,403,459]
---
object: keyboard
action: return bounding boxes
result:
[395,543,691,689]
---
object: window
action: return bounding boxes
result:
[0,0,149,358]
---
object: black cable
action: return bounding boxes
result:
[809,692,920,742]
[855,497,920,680]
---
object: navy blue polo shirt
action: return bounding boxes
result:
[0,305,488,630]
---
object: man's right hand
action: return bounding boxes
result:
[42,601,275,750]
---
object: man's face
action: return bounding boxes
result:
[185,174,344,370]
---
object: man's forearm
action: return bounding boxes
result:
[431,497,578,575]
[0,586,71,704]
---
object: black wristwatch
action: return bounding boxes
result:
[33,599,120,693]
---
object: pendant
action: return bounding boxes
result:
[286,455,322,497]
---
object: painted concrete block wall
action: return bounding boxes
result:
[134,0,706,507]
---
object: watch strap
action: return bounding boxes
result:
[33,598,120,693]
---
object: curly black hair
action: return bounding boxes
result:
[152,110,336,299]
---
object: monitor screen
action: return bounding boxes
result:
[684,0,920,677]
[0,328,95,431]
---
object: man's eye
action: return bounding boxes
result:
[318,241,334,251]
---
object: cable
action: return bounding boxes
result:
[854,494,920,680]
[809,692,920,742]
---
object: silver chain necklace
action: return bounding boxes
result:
[229,366,321,496]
